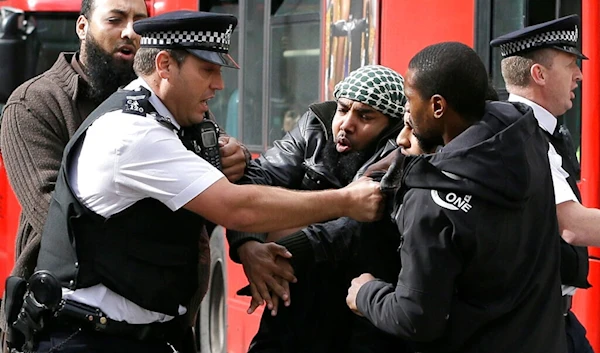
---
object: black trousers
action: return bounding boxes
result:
[34,326,196,353]
[566,311,595,353]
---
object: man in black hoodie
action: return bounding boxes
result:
[347,42,566,353]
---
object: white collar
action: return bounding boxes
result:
[124,77,181,131]
[508,93,557,134]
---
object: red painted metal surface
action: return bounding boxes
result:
[0,0,201,16]
[571,1,600,351]
[0,156,19,293]
[379,0,474,73]
[0,0,80,12]
[151,0,198,15]
[226,250,263,353]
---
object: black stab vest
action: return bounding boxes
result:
[36,87,205,315]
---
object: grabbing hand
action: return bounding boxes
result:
[237,241,297,314]
[342,177,384,222]
[219,136,248,182]
[346,273,376,316]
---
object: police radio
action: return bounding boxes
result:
[179,117,223,170]
[196,119,222,170]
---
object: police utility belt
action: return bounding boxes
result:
[4,271,182,352]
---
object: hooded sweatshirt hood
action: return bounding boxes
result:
[401,101,544,209]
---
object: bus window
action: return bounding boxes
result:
[268,0,320,145]
[31,13,80,75]
[201,2,241,139]
[240,0,266,147]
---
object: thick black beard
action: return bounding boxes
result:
[83,34,138,104]
[321,132,378,186]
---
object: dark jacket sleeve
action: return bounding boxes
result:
[226,112,311,262]
[356,189,462,342]
[560,241,591,288]
[276,217,361,274]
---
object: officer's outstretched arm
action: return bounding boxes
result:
[183,177,383,233]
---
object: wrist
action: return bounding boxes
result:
[241,144,252,166]
[237,240,259,262]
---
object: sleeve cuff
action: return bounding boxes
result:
[276,230,314,273]
[226,231,267,263]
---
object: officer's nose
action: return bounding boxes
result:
[211,71,225,91]
[575,65,583,82]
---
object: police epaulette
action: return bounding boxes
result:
[122,87,153,117]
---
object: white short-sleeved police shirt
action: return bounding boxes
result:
[62,78,225,323]
[509,94,578,296]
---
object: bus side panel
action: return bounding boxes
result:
[226,241,263,353]
[0,156,19,294]
[379,0,475,72]
[572,1,600,351]
[152,0,199,14]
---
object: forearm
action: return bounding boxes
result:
[221,184,350,233]
[277,217,361,273]
[558,201,600,247]
[356,279,447,342]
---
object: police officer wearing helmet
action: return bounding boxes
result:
[20,10,384,353]
[491,15,592,353]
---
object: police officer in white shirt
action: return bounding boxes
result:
[20,10,384,353]
[492,14,593,353]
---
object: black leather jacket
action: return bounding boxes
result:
[228,100,408,353]
[226,100,401,260]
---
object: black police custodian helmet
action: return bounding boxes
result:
[133,10,239,69]
[490,14,587,60]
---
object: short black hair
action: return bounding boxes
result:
[408,42,488,122]
[81,0,94,17]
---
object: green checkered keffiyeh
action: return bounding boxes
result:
[333,65,406,119]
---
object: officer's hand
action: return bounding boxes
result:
[238,241,297,314]
[342,177,384,222]
[219,136,248,182]
[346,273,376,316]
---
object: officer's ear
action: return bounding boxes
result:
[530,63,546,86]
[156,50,174,79]
[76,15,89,41]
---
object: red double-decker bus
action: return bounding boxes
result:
[1,0,600,352]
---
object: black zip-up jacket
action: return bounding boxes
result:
[357,101,566,353]
[228,100,407,353]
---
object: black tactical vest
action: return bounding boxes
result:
[545,127,590,289]
[36,87,206,315]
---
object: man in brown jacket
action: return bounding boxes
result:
[0,0,249,348]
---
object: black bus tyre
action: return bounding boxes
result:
[196,226,227,353]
